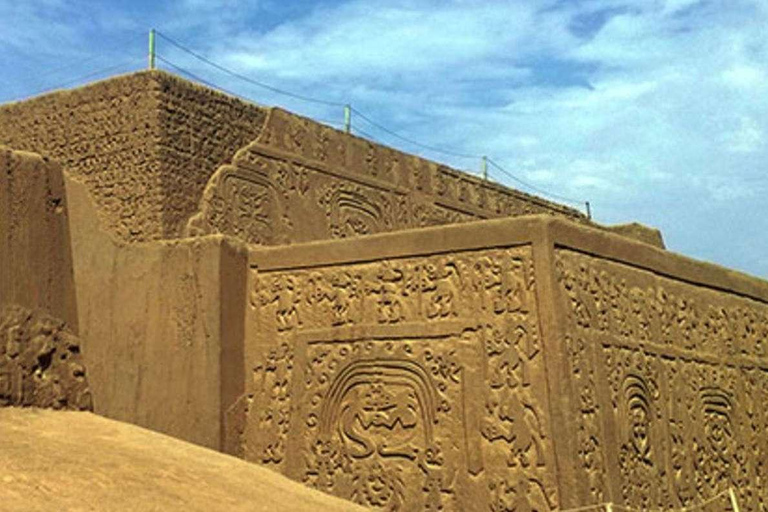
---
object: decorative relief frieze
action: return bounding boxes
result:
[246,246,559,511]
[555,249,768,511]
[187,108,586,246]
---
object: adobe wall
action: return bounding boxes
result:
[188,108,588,246]
[0,148,91,413]
[548,221,768,512]
[0,147,78,327]
[242,216,768,511]
[64,176,248,451]
[0,71,267,242]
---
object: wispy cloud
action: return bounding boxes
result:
[2,0,767,276]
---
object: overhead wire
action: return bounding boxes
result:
[486,157,584,206]
[8,29,591,215]
[350,106,480,160]
[153,30,589,212]
[155,31,345,108]
[155,55,257,104]
[23,32,143,83]
[9,57,144,102]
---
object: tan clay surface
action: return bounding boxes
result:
[0,72,267,242]
[65,175,247,451]
[0,147,77,328]
[0,305,91,410]
[188,108,588,246]
[2,73,766,512]
[0,407,367,512]
[242,216,768,511]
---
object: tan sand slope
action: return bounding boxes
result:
[0,408,367,512]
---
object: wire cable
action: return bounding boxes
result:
[486,157,585,206]
[151,33,590,211]
[155,54,259,104]
[351,124,381,142]
[9,58,144,102]
[155,31,345,108]
[350,106,480,160]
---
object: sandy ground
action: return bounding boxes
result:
[0,407,367,512]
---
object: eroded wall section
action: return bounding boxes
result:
[554,248,768,511]
[188,108,586,245]
[243,235,559,511]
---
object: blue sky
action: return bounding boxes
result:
[2,0,767,278]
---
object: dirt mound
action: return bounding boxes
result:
[0,407,366,512]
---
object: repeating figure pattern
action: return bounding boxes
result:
[245,246,560,511]
[556,249,768,512]
[188,108,586,245]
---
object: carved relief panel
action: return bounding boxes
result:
[187,108,586,246]
[245,246,560,511]
[555,249,768,511]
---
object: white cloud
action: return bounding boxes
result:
[3,0,768,276]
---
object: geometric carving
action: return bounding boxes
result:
[556,249,768,511]
[188,107,587,247]
[247,246,560,511]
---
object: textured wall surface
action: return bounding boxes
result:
[65,176,248,451]
[242,218,562,511]
[554,248,768,511]
[0,305,92,411]
[0,147,78,328]
[189,108,588,246]
[0,71,267,242]
[241,216,768,511]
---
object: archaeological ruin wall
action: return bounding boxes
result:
[188,108,587,246]
[240,217,767,511]
[1,71,589,248]
[0,148,91,413]
[0,71,267,242]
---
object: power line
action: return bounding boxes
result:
[350,106,480,160]
[351,124,381,142]
[151,30,589,213]
[155,55,258,104]
[155,31,345,108]
[486,157,585,206]
[9,58,144,102]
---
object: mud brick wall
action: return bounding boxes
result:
[63,176,249,451]
[0,147,78,328]
[189,108,589,246]
[553,246,768,511]
[241,216,768,512]
[0,71,267,242]
[0,304,92,411]
[1,71,591,247]
[242,218,561,511]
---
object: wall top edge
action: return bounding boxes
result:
[249,215,768,302]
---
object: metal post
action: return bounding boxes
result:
[344,104,351,134]
[586,201,592,220]
[481,156,488,180]
[728,488,740,512]
[148,29,156,70]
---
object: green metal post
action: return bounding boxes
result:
[586,201,592,220]
[729,488,741,512]
[149,29,156,70]
[481,156,488,180]
[344,104,351,134]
